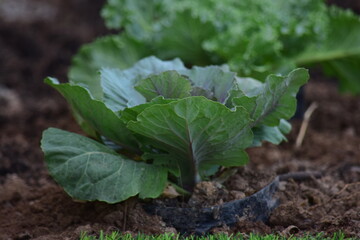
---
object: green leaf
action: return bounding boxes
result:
[120,97,177,156]
[116,55,187,75]
[181,66,236,103]
[120,97,175,124]
[230,69,307,145]
[322,56,360,94]
[127,97,253,190]
[253,69,309,126]
[233,69,309,127]
[200,0,328,77]
[135,71,192,101]
[102,0,217,65]
[225,77,262,109]
[101,0,169,39]
[190,86,215,100]
[100,68,146,112]
[71,106,99,139]
[154,11,217,66]
[100,56,187,111]
[41,128,167,203]
[69,35,152,99]
[45,78,139,152]
[295,7,360,94]
[234,76,263,97]
[252,119,291,146]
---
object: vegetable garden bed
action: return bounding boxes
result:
[0,0,359,239]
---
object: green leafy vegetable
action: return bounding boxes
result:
[41,57,308,203]
[99,0,328,76]
[72,0,360,94]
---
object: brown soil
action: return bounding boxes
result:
[0,0,359,239]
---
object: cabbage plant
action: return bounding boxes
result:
[41,57,308,203]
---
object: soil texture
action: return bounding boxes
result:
[0,0,359,239]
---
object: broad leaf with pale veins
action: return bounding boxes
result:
[41,128,167,203]
[45,78,139,152]
[127,97,253,190]
[135,71,192,101]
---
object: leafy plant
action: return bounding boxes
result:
[41,57,308,203]
[71,0,360,94]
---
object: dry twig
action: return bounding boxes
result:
[295,102,318,149]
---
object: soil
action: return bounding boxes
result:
[0,0,359,239]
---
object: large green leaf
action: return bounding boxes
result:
[252,119,291,147]
[135,71,192,101]
[232,69,309,127]
[119,97,178,161]
[181,66,236,103]
[102,1,216,66]
[233,76,263,97]
[100,56,187,111]
[322,56,360,94]
[101,0,169,39]
[100,68,145,112]
[41,128,167,203]
[127,97,253,190]
[45,78,139,152]
[154,11,217,66]
[69,35,151,99]
[254,69,309,126]
[120,97,175,124]
[113,55,187,75]
[295,8,360,94]
[229,69,308,145]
